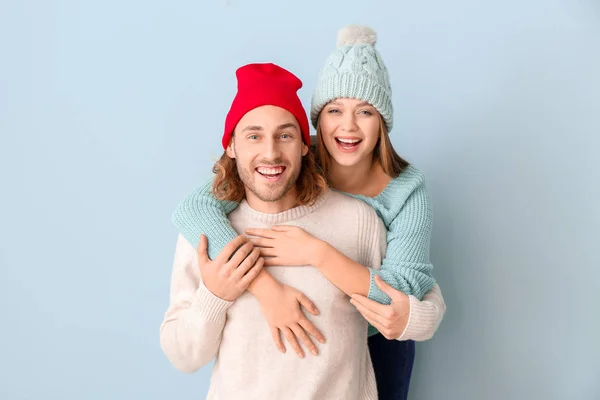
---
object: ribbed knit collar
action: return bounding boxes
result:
[236,188,331,224]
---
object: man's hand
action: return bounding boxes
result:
[256,282,326,358]
[197,234,264,301]
[350,275,410,340]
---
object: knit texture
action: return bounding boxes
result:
[171,165,437,337]
[310,25,394,132]
[397,284,446,342]
[343,165,436,302]
[162,190,383,399]
[223,63,310,149]
[172,178,239,260]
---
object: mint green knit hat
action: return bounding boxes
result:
[310,25,393,132]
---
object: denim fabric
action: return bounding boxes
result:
[368,333,416,400]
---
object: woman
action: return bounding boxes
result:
[172,25,446,399]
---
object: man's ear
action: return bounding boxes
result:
[226,138,235,158]
[301,142,309,156]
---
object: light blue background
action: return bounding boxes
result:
[1,1,599,399]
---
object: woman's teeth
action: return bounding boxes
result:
[336,138,361,144]
[335,138,362,149]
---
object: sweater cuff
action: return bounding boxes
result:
[397,295,437,341]
[367,268,392,305]
[192,281,234,321]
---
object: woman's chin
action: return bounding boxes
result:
[324,142,375,169]
[330,152,362,168]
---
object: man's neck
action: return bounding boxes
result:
[245,188,298,214]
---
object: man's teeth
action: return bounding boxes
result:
[337,138,361,144]
[257,167,284,175]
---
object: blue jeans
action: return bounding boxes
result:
[368,333,416,400]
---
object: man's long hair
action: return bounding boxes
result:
[212,145,327,205]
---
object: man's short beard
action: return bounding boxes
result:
[235,157,300,203]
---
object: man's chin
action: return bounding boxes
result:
[254,189,287,203]
[250,181,292,202]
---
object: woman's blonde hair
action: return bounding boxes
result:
[315,113,409,179]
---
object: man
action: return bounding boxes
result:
[159,63,386,399]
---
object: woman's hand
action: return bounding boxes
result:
[350,275,411,340]
[255,281,326,358]
[245,226,324,266]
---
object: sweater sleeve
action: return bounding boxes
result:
[159,234,233,373]
[397,283,446,341]
[367,179,437,304]
[172,177,239,260]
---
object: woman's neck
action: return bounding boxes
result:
[327,157,391,197]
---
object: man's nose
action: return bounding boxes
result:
[262,138,282,160]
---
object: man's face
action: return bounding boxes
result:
[227,105,308,205]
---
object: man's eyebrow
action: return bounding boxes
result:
[241,125,263,133]
[277,123,298,131]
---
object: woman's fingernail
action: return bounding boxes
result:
[311,349,318,356]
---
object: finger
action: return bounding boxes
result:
[290,324,318,356]
[249,237,274,248]
[270,225,291,232]
[232,247,261,278]
[350,299,391,328]
[298,319,325,344]
[245,228,276,239]
[226,241,254,271]
[354,307,390,338]
[270,327,285,353]
[258,247,277,258]
[215,235,247,265]
[281,327,304,358]
[351,293,390,316]
[297,293,319,316]
[375,275,404,301]
[263,257,281,266]
[239,257,264,287]
[196,234,210,263]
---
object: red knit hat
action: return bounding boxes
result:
[222,63,310,149]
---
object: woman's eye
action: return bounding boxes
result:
[327,109,340,114]
[359,110,373,116]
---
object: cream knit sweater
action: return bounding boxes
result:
[160,190,388,399]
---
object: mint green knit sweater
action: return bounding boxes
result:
[172,165,436,335]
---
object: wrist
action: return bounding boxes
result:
[309,239,330,267]
[248,271,283,301]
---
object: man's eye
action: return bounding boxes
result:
[248,135,259,140]
[280,133,290,139]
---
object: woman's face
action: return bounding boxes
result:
[319,98,381,168]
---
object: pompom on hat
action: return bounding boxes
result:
[310,25,394,132]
